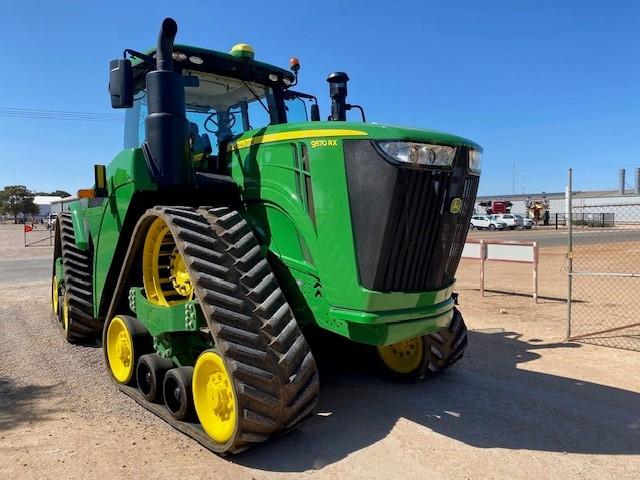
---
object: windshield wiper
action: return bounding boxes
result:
[242,82,270,115]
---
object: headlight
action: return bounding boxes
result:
[468,149,482,175]
[376,141,456,168]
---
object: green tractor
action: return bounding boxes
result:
[51,18,481,454]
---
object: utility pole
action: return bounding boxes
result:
[522,171,526,194]
[512,161,515,194]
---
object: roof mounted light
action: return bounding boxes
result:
[289,57,300,74]
[189,55,203,65]
[172,52,187,61]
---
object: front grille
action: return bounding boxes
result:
[344,141,479,292]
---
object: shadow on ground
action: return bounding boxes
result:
[0,377,62,432]
[236,330,640,472]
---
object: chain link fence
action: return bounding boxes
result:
[567,169,640,351]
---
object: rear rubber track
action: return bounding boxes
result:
[58,212,101,340]
[137,206,320,453]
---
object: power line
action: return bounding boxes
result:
[0,107,124,123]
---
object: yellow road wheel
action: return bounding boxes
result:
[142,217,193,306]
[106,316,135,384]
[51,276,59,316]
[377,337,424,375]
[193,351,238,444]
[62,292,70,333]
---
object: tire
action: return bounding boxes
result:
[137,353,174,403]
[163,367,195,421]
[56,213,101,342]
[489,224,496,231]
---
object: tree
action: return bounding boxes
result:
[33,190,71,197]
[0,185,39,223]
[50,190,71,198]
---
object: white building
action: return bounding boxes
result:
[34,196,63,217]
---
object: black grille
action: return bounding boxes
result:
[344,140,479,292]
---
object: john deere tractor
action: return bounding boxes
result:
[51,18,481,453]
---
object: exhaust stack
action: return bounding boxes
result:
[619,169,626,195]
[144,18,191,188]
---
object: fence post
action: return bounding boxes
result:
[480,239,485,297]
[566,168,573,340]
[533,241,539,303]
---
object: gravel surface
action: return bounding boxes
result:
[1,230,639,479]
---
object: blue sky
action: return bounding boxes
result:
[0,0,638,195]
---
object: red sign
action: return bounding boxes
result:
[24,225,33,233]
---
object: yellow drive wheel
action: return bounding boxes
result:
[51,276,59,316]
[193,351,238,444]
[377,337,424,375]
[106,316,135,384]
[169,249,193,297]
[142,217,193,306]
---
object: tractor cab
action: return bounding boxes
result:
[123,44,318,172]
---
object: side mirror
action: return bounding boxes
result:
[109,59,133,108]
[310,104,320,122]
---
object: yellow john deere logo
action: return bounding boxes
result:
[450,198,462,214]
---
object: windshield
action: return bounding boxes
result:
[125,71,277,151]
[124,70,315,154]
[184,71,277,149]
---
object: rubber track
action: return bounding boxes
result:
[423,308,468,374]
[58,213,101,340]
[139,206,320,453]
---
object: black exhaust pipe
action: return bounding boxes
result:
[144,18,191,188]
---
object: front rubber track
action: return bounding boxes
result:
[57,212,101,341]
[423,308,468,374]
[148,206,320,453]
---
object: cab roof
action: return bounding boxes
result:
[132,44,295,91]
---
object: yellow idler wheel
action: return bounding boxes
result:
[142,217,193,306]
[193,351,238,445]
[51,276,59,316]
[62,291,71,334]
[377,336,425,377]
[105,315,152,385]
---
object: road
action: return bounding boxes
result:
[0,256,51,285]
[468,227,640,248]
[1,235,640,479]
[2,226,637,285]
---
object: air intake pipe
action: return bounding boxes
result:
[327,72,349,121]
[144,18,191,188]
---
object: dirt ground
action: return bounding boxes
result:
[1,224,639,479]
